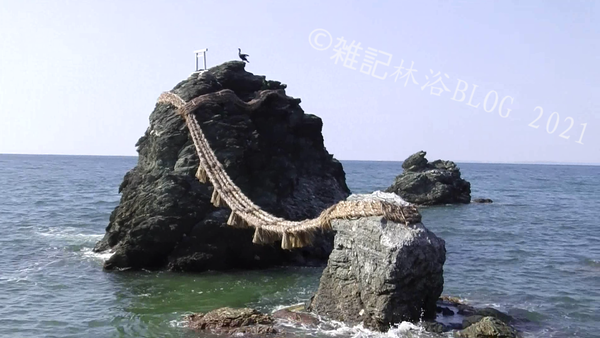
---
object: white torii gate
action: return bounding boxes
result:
[194,48,208,72]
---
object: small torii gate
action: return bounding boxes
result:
[194,48,208,72]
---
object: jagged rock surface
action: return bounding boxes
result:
[308,193,446,331]
[94,61,350,270]
[386,151,471,205]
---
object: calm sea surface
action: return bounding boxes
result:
[0,154,598,338]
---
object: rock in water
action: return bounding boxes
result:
[186,307,276,335]
[308,192,446,331]
[472,198,493,204]
[93,61,350,270]
[457,316,520,338]
[386,151,471,205]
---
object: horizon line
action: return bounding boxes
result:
[1,152,599,167]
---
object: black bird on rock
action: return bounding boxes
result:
[238,48,249,63]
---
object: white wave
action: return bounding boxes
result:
[0,275,29,283]
[81,247,114,261]
[271,303,305,313]
[36,227,104,242]
[0,266,35,283]
[318,321,424,337]
[169,319,188,328]
[277,316,431,338]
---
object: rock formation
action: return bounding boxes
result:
[93,61,350,270]
[308,192,446,331]
[386,151,471,205]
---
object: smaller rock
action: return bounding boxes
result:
[186,307,276,335]
[457,316,519,338]
[308,203,446,331]
[472,198,493,204]
[386,151,471,205]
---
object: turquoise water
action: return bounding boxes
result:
[0,154,598,337]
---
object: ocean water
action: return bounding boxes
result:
[0,154,599,338]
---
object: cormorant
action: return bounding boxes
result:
[238,48,249,63]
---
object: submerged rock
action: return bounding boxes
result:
[475,307,514,325]
[385,151,471,205]
[472,198,493,204]
[186,307,276,335]
[94,61,350,271]
[308,192,446,331]
[272,307,321,327]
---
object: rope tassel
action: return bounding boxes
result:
[227,211,249,228]
[293,230,314,248]
[281,232,292,250]
[210,189,227,208]
[252,228,281,245]
[196,166,208,183]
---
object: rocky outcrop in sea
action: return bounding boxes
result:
[386,151,471,205]
[308,192,447,331]
[93,61,350,271]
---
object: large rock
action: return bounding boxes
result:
[308,192,446,331]
[94,61,350,270]
[386,151,471,205]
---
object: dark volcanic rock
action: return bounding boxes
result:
[385,151,471,205]
[437,306,455,316]
[308,193,446,332]
[94,61,350,271]
[186,307,276,335]
[472,198,493,204]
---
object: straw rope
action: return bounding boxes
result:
[156,89,421,249]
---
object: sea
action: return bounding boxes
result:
[0,154,598,338]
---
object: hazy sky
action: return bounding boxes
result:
[1,0,598,163]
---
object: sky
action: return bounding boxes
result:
[0,0,598,163]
